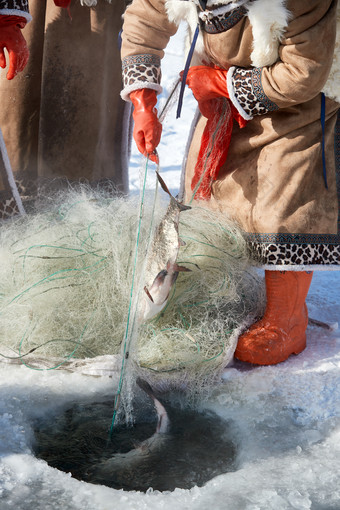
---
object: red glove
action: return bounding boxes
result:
[184,66,248,200]
[0,15,29,80]
[54,0,71,7]
[130,89,162,163]
[185,65,231,101]
[185,65,247,128]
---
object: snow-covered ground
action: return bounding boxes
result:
[1,23,340,510]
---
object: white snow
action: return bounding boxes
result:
[1,23,340,510]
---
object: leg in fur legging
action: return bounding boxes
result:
[0,0,129,219]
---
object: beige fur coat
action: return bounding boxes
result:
[121,0,340,269]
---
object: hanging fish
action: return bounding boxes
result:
[139,172,191,321]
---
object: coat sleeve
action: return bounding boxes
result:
[228,0,338,120]
[120,0,178,101]
[0,0,31,23]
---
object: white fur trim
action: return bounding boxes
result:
[227,67,253,120]
[165,0,207,65]
[246,0,290,68]
[0,9,32,23]
[79,0,112,5]
[120,82,163,102]
[165,0,340,103]
[165,0,290,68]
[322,4,340,103]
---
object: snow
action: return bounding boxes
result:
[1,23,340,510]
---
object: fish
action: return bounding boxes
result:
[85,377,171,486]
[33,378,237,492]
[139,172,191,321]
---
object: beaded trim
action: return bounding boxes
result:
[201,6,247,34]
[246,232,340,245]
[251,67,279,112]
[122,54,161,71]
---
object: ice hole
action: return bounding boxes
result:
[32,398,238,492]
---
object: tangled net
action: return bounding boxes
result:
[0,184,264,392]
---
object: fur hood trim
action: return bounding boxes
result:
[165,1,208,64]
[165,0,340,102]
[247,0,290,68]
[165,0,290,66]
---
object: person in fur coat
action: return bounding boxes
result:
[0,0,129,220]
[120,0,340,365]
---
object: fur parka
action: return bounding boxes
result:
[121,0,340,269]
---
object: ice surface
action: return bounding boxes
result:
[1,22,340,510]
[1,292,340,510]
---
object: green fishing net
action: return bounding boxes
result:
[0,184,264,387]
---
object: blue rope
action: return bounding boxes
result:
[198,0,207,8]
[176,24,200,119]
[118,29,122,50]
[321,92,328,189]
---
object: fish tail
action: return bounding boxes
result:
[156,171,191,212]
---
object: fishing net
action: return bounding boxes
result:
[0,182,264,395]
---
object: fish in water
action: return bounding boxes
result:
[140,172,191,321]
[86,378,171,484]
[33,378,237,492]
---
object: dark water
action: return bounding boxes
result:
[32,397,238,492]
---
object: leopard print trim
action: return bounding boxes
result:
[121,54,162,101]
[246,113,340,268]
[0,0,31,22]
[0,196,19,220]
[231,67,278,118]
[0,0,28,10]
[0,173,37,220]
[201,6,247,34]
[247,240,340,267]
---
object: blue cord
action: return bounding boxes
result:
[321,92,328,189]
[176,24,200,119]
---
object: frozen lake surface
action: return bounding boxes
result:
[1,22,340,510]
[1,270,340,509]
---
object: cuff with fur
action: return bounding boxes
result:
[228,66,279,119]
[120,82,163,102]
[121,54,162,102]
[0,9,32,23]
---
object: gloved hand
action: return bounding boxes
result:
[185,65,247,128]
[184,66,248,200]
[54,0,71,7]
[130,89,162,163]
[185,65,230,102]
[0,16,29,80]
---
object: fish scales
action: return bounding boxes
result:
[139,172,190,321]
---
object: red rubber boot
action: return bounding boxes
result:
[234,270,313,365]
